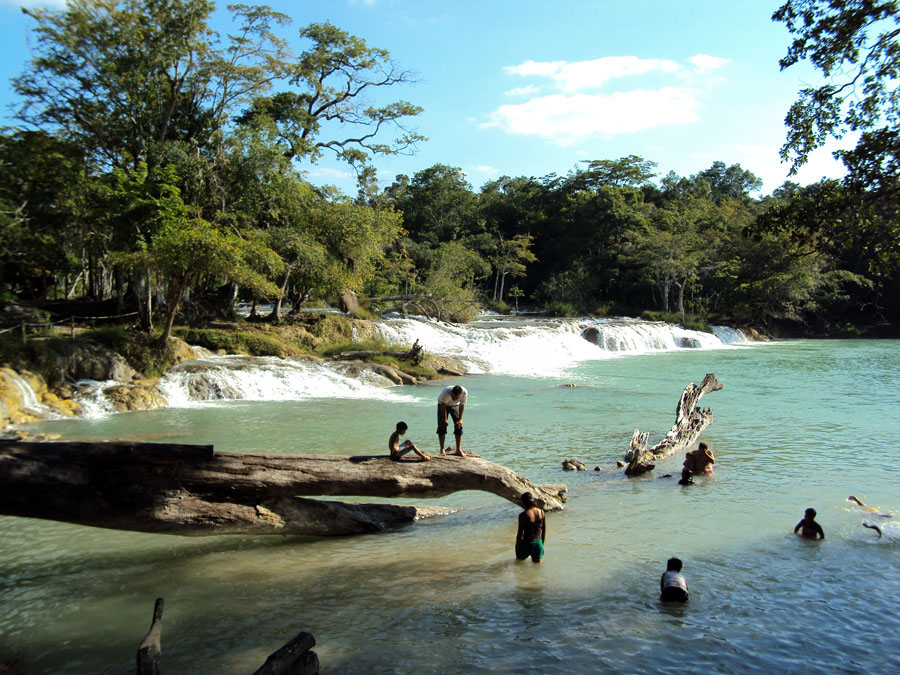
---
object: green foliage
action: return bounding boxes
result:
[543,301,579,317]
[173,327,303,358]
[315,337,393,358]
[83,325,129,352]
[641,311,708,331]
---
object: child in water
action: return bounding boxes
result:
[388,422,431,461]
[515,492,546,563]
[794,507,825,539]
[660,557,690,602]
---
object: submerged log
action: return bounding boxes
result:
[252,632,318,675]
[623,373,723,476]
[0,441,566,536]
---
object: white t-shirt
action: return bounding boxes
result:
[662,570,688,591]
[437,386,467,408]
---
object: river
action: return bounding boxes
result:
[3,316,900,673]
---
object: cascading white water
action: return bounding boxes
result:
[710,325,750,344]
[67,318,749,413]
[370,316,748,377]
[156,355,417,406]
[6,372,56,419]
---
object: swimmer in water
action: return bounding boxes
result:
[862,522,883,538]
[848,495,891,518]
[794,507,825,540]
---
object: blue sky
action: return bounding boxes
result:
[0,0,850,195]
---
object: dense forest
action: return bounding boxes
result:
[2,0,899,340]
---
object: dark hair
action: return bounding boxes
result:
[805,507,816,518]
[396,421,408,431]
[521,492,535,507]
[666,557,683,572]
[699,442,708,450]
[451,385,463,396]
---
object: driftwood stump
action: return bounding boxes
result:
[136,598,164,675]
[623,373,723,476]
[0,441,566,536]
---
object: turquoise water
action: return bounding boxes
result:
[3,336,900,673]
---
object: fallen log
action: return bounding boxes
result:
[623,373,723,476]
[252,631,318,675]
[336,339,423,364]
[0,441,566,536]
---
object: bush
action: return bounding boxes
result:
[173,327,303,358]
[641,310,708,331]
[543,301,580,317]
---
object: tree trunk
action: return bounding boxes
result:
[623,373,723,476]
[269,268,291,321]
[0,441,567,536]
[157,272,192,347]
[675,279,686,325]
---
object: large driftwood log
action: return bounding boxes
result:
[623,373,723,476]
[0,441,566,536]
[336,339,423,364]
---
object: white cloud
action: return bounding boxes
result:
[504,85,541,97]
[735,142,848,193]
[470,164,498,174]
[556,56,682,92]
[482,87,700,145]
[505,56,683,92]
[308,167,354,181]
[504,60,566,77]
[690,54,730,73]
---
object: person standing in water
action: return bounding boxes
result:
[515,492,546,563]
[794,507,825,539]
[683,442,715,475]
[437,384,467,457]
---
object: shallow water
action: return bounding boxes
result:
[4,333,900,673]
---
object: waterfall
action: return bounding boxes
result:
[370,316,749,377]
[6,371,56,419]
[156,355,418,406]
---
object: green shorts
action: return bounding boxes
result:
[516,539,544,562]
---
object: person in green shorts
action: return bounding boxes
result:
[515,492,546,563]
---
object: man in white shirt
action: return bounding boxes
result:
[437,384,467,457]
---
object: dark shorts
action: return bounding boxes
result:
[516,539,544,562]
[436,405,463,435]
[660,586,689,602]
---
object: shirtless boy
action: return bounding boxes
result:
[794,507,825,539]
[389,422,431,461]
[683,442,715,475]
[515,492,546,563]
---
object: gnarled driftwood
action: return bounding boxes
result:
[0,441,566,536]
[623,373,723,476]
[336,339,423,364]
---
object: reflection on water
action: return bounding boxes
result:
[4,339,900,672]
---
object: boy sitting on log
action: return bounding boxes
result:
[389,422,431,461]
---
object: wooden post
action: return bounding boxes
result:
[20,321,26,345]
[70,317,76,340]
[136,597,164,675]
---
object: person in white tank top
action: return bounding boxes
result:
[660,557,690,602]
